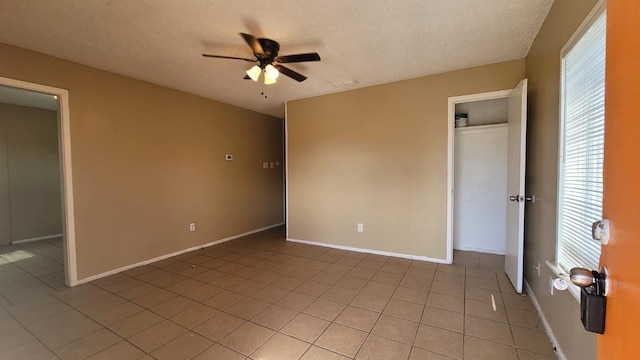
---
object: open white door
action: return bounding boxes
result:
[504,79,527,293]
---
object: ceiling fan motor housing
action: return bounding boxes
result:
[256,38,280,67]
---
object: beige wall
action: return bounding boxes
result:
[0,103,62,242]
[0,43,284,280]
[287,60,524,259]
[524,0,599,359]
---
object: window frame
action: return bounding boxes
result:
[554,0,607,301]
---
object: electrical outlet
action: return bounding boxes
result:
[225,154,233,161]
[189,223,196,232]
[357,223,364,232]
[263,162,268,169]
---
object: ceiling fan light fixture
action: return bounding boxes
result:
[263,64,279,85]
[246,65,261,81]
[265,64,279,80]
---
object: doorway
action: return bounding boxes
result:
[0,76,77,287]
[446,80,528,293]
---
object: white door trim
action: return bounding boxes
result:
[446,89,512,264]
[0,76,78,287]
[284,101,289,239]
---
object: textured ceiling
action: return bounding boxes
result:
[0,0,553,118]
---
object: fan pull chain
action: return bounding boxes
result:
[261,75,267,98]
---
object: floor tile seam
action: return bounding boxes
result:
[464,283,502,292]
[81,281,213,340]
[120,327,180,357]
[409,345,458,360]
[4,309,64,359]
[462,268,468,360]
[49,327,123,359]
[5,264,62,292]
[5,293,64,316]
[462,331,516,347]
[332,301,383,330]
[508,334,556,358]
[508,322,549,334]
[357,295,415,345]
[128,320,194,354]
[297,341,348,360]
[381,300,426,323]
[14,244,64,263]
[13,259,62,272]
[464,273,501,281]
[310,327,358,359]
[9,301,75,327]
[503,303,537,315]
[428,287,465,299]
[104,266,235,306]
[25,297,105,333]
[241,326,281,358]
[32,315,107,356]
[189,340,237,359]
[411,338,460,359]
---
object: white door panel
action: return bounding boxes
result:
[504,79,528,294]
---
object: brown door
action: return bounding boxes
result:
[598,0,640,358]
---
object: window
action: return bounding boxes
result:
[557,4,606,276]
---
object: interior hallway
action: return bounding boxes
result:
[0,228,555,359]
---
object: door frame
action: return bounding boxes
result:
[446,89,512,264]
[0,76,78,287]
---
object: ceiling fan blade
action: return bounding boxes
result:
[275,65,307,82]
[202,54,255,62]
[276,53,321,63]
[240,33,265,56]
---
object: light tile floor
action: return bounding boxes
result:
[0,228,557,359]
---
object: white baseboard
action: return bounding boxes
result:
[453,245,505,255]
[77,223,284,285]
[286,238,448,264]
[524,279,564,360]
[12,233,63,244]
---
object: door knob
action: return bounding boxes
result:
[569,266,609,296]
[570,268,596,287]
[509,195,536,203]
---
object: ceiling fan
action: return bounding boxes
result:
[202,33,321,85]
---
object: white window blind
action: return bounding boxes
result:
[557,8,606,273]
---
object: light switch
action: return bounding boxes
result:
[225,154,233,161]
[270,162,274,168]
[263,162,268,169]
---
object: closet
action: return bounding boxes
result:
[453,98,508,254]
